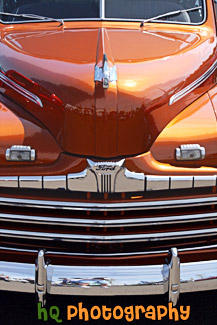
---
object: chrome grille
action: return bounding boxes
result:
[1,194,217,256]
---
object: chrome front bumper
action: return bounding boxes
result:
[1,249,217,306]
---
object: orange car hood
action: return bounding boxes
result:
[0,25,216,158]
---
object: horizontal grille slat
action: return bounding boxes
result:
[1,227,217,243]
[1,211,217,227]
[2,243,217,257]
[0,195,217,211]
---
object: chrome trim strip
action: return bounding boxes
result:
[19,176,42,189]
[170,176,193,189]
[194,176,217,188]
[1,211,217,227]
[125,169,145,180]
[67,170,87,179]
[0,173,216,193]
[0,72,43,107]
[115,169,145,192]
[67,170,97,192]
[43,176,66,190]
[0,195,217,211]
[146,176,169,191]
[0,176,18,188]
[1,227,217,243]
[169,58,217,105]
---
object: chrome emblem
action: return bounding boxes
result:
[94,54,117,89]
[88,159,124,193]
[95,165,116,172]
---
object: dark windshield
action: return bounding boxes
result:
[106,0,205,24]
[1,0,100,20]
[0,0,205,24]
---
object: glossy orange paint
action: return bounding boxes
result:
[0,0,215,160]
[150,92,217,168]
[126,151,217,176]
[0,99,62,166]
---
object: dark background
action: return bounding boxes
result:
[1,290,217,324]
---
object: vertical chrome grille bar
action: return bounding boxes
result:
[99,174,112,193]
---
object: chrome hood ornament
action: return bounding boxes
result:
[94,54,117,89]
